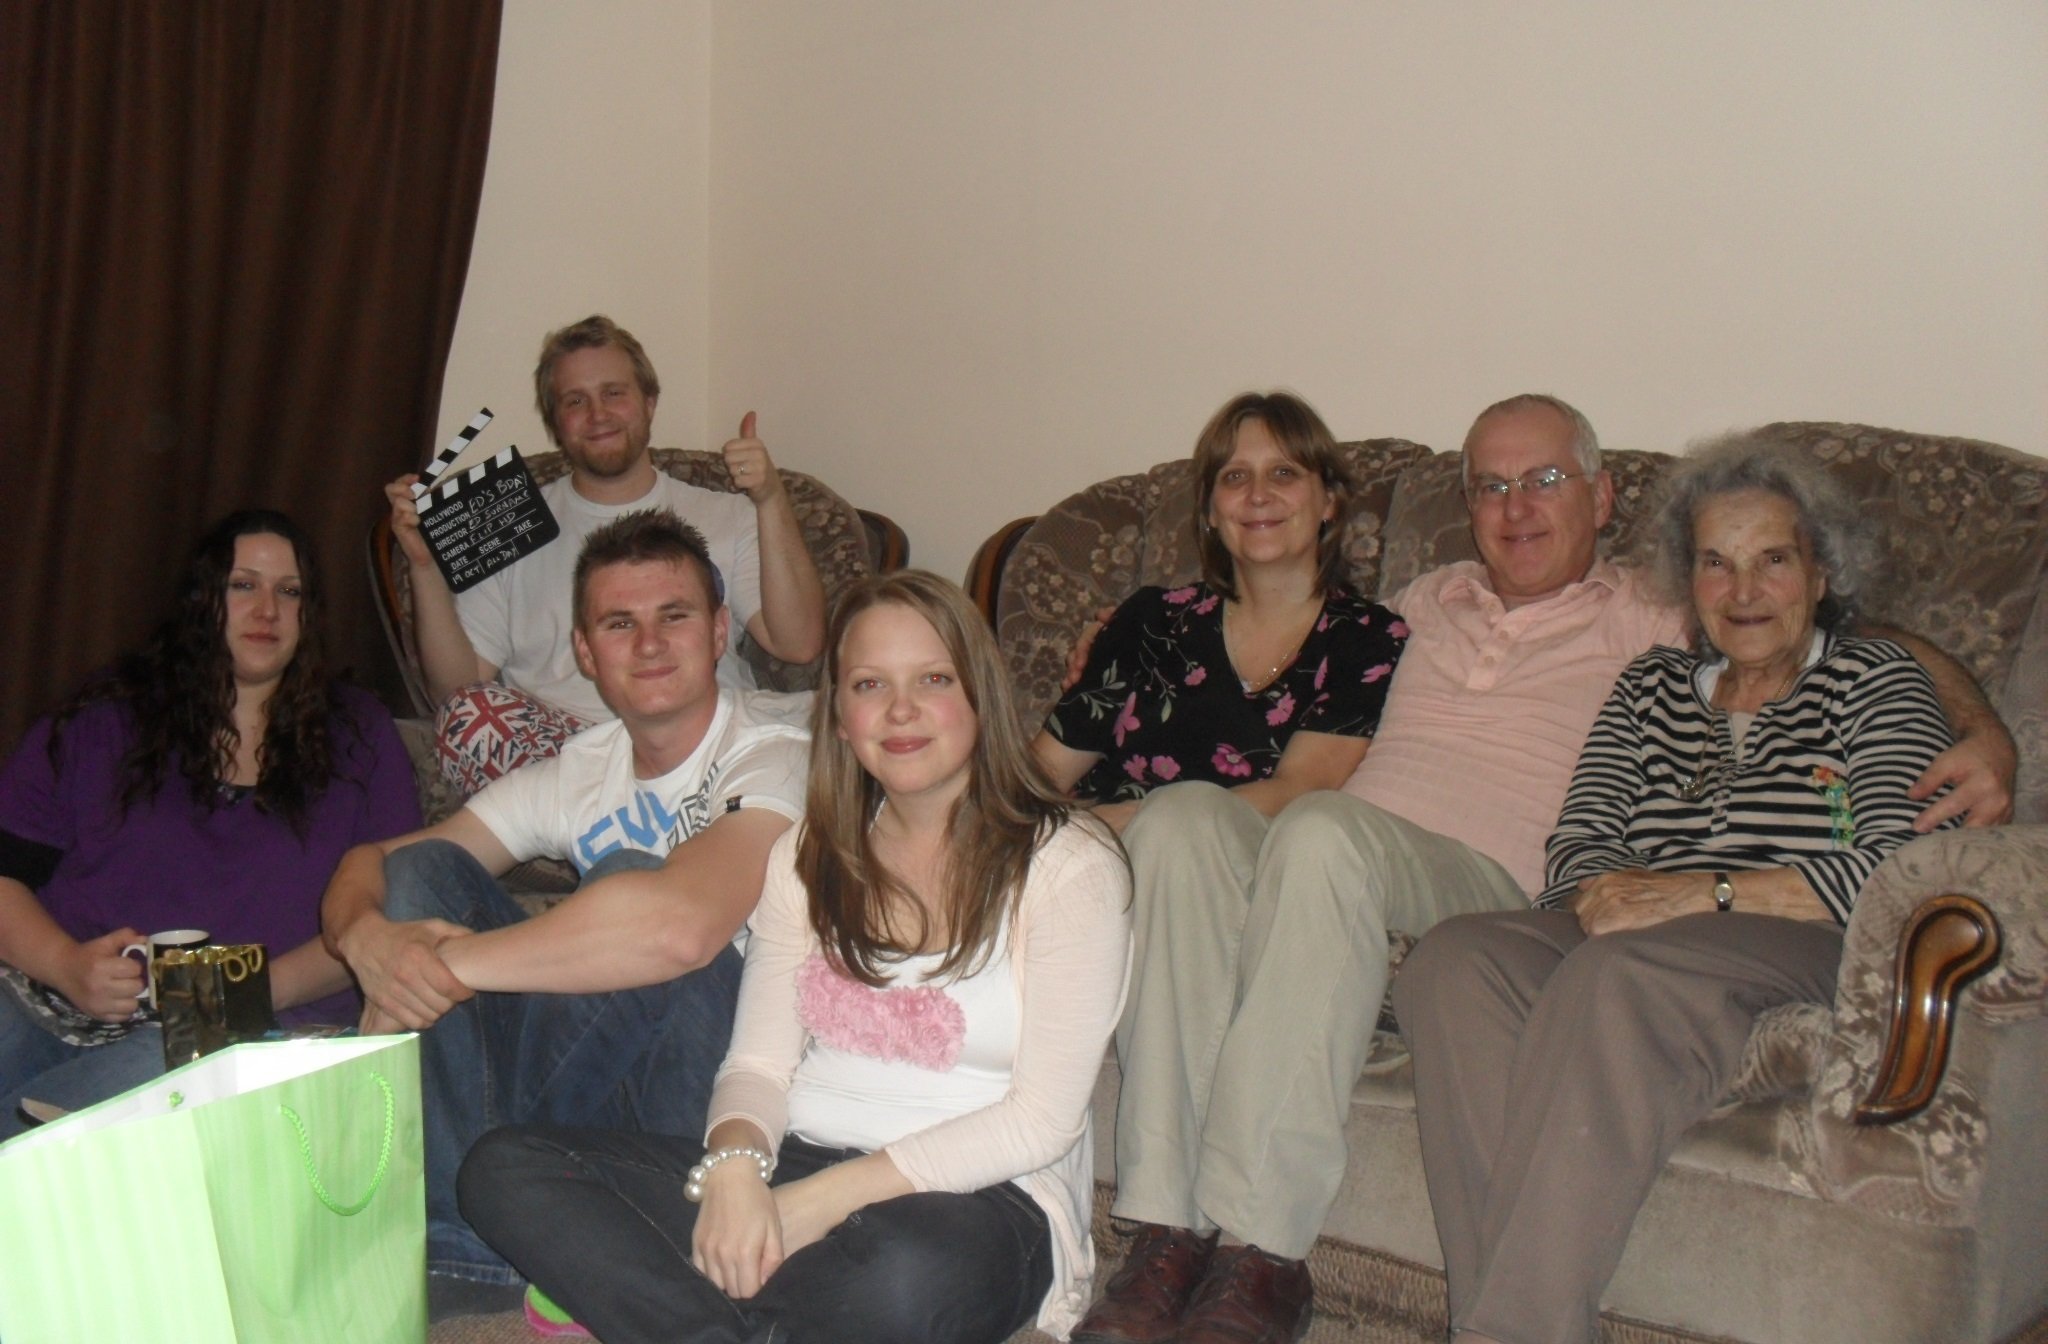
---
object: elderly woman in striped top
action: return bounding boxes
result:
[1391,432,1960,1344]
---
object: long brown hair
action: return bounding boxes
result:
[795,571,1110,985]
[50,509,345,833]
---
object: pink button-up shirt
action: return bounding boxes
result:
[1343,560,1687,895]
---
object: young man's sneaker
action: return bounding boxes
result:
[1176,1244,1313,1344]
[1071,1223,1220,1343]
[523,1284,592,1338]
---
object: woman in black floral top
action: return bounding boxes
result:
[1033,392,1408,831]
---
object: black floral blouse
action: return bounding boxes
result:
[1044,582,1408,803]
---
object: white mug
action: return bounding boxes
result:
[119,928,211,1010]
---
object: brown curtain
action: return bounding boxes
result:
[0,0,502,750]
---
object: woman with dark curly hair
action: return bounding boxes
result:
[0,509,421,1133]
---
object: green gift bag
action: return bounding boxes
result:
[0,1034,425,1343]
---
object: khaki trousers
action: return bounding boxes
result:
[1393,909,1843,1344]
[1110,783,1527,1257]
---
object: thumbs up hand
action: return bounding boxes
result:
[721,411,782,504]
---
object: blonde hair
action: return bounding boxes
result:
[796,571,1113,985]
[533,315,661,447]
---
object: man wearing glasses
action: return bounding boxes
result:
[1078,394,2016,1344]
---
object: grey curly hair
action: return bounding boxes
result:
[1651,430,1878,642]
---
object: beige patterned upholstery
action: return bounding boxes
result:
[994,421,2048,1343]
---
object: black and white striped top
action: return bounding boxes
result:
[1540,634,1955,923]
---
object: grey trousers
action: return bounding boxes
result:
[1393,909,1844,1344]
[1111,783,1527,1257]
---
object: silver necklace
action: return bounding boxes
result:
[1223,599,1317,694]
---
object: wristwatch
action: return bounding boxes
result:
[1713,872,1735,913]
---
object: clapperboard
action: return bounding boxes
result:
[412,409,561,594]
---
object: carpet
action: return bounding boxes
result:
[425,1181,2048,1344]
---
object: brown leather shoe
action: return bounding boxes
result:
[1071,1223,1221,1344]
[1175,1244,1314,1344]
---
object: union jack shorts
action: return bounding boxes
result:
[436,683,592,796]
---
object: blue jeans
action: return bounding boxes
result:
[0,992,165,1139]
[458,1129,1053,1344]
[385,841,745,1281]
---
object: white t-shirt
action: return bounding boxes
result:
[454,473,765,722]
[465,689,811,876]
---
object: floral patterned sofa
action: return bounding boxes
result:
[975,423,2048,1344]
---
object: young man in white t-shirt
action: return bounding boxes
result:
[383,314,827,792]
[322,509,812,1303]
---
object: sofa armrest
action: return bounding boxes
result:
[1802,825,2048,1220]
[1854,894,2003,1124]
[994,473,1164,729]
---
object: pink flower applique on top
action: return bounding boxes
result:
[1151,755,1181,781]
[796,955,966,1072]
[1114,692,1141,747]
[1163,585,1199,604]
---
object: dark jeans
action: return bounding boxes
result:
[459,1127,1054,1344]
[386,840,744,1282]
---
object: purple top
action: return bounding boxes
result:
[0,686,421,1026]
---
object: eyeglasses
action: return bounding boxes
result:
[1464,466,1586,504]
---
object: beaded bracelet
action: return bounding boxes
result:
[684,1146,776,1202]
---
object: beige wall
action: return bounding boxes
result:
[454,1,2047,583]
[434,0,711,471]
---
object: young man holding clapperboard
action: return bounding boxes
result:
[322,508,809,1317]
[384,315,826,793]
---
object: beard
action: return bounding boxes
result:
[568,426,648,479]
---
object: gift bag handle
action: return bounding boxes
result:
[278,1071,395,1216]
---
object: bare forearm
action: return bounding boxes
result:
[778,1151,911,1243]
[268,934,356,1012]
[707,1118,775,1155]
[320,843,391,958]
[1723,867,1834,921]
[438,868,736,995]
[1573,865,1832,934]
[750,494,826,663]
[408,559,490,703]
